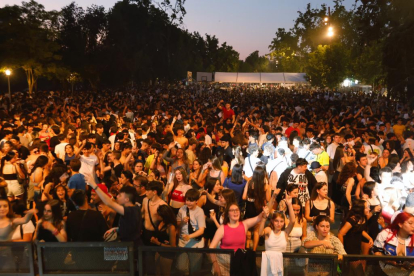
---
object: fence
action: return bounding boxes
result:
[0,242,34,276]
[1,242,414,276]
[36,242,135,276]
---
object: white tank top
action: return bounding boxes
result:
[265,230,287,252]
[289,226,303,240]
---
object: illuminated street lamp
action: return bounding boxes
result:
[327,26,334,37]
[5,69,11,99]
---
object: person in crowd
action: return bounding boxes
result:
[276,158,317,207]
[164,167,191,214]
[197,178,222,246]
[0,198,36,242]
[1,151,25,201]
[305,182,335,230]
[242,165,271,251]
[86,176,142,248]
[338,199,372,255]
[223,164,247,206]
[133,175,148,206]
[53,184,76,219]
[373,212,414,274]
[286,197,307,252]
[141,181,167,246]
[277,183,299,212]
[258,192,295,252]
[361,181,384,254]
[189,159,205,190]
[11,202,36,242]
[337,162,359,217]
[66,189,108,241]
[176,189,205,275]
[150,205,177,276]
[28,155,48,205]
[209,203,269,276]
[33,199,67,242]
[303,215,346,259]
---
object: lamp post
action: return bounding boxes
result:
[5,69,11,99]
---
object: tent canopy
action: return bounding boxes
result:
[214,72,307,83]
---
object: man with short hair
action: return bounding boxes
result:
[54,134,69,160]
[95,123,107,148]
[133,176,148,206]
[87,179,143,248]
[141,181,167,246]
[276,158,317,206]
[309,142,329,171]
[243,144,260,180]
[67,189,108,242]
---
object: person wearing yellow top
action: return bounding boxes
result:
[392,118,406,137]
[309,143,329,171]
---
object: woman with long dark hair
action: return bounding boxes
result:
[28,155,48,205]
[197,178,222,246]
[189,159,205,190]
[0,197,36,271]
[223,164,246,206]
[338,199,372,255]
[337,162,358,217]
[164,167,191,214]
[33,199,67,242]
[361,181,383,255]
[242,166,271,251]
[1,151,25,201]
[150,205,177,276]
[305,182,335,229]
[286,197,307,252]
[52,184,76,220]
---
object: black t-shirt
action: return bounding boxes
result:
[113,163,123,178]
[66,210,108,242]
[136,194,146,206]
[356,166,365,178]
[118,205,142,247]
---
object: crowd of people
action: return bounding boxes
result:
[1,84,414,275]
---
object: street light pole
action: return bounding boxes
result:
[5,69,11,99]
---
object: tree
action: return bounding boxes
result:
[305,44,349,89]
[0,0,62,94]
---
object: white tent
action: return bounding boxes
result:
[214,72,307,84]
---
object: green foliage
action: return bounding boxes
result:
[0,0,63,94]
[305,44,350,89]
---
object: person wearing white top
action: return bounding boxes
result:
[243,144,261,180]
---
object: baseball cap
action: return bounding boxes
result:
[91,184,112,198]
[310,161,321,170]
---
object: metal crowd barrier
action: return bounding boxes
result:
[343,254,414,276]
[138,246,234,276]
[0,242,35,276]
[36,241,135,276]
[3,242,414,276]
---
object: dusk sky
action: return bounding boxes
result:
[2,0,355,59]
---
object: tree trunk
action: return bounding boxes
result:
[24,67,37,95]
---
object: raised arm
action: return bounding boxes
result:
[243,206,269,230]
[87,176,125,215]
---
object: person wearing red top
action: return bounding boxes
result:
[217,100,235,123]
[285,121,301,138]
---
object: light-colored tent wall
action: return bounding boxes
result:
[215,72,238,83]
[196,72,213,82]
[214,72,307,84]
[261,73,285,83]
[236,73,261,83]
